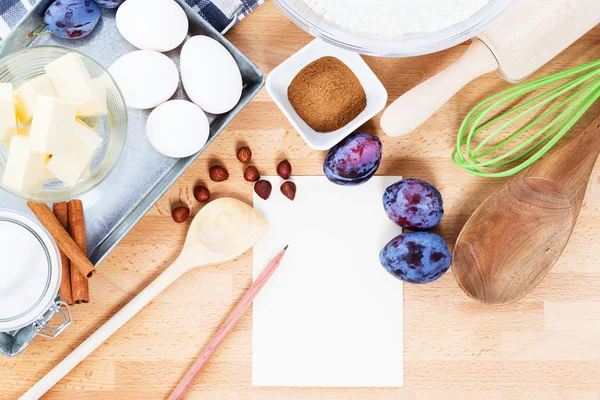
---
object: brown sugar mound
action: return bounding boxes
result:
[288,56,367,133]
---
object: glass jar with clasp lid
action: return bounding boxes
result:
[0,209,71,357]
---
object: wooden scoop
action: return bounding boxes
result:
[21,198,268,400]
[453,113,600,304]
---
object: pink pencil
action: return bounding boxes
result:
[168,246,288,400]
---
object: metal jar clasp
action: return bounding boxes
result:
[33,301,72,339]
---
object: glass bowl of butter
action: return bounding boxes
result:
[0,46,127,202]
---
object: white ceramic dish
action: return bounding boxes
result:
[267,39,387,150]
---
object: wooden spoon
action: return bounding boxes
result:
[21,198,268,400]
[453,113,600,304]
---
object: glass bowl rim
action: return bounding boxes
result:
[272,0,515,57]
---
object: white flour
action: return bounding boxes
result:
[301,0,491,36]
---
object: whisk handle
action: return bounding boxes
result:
[381,39,499,137]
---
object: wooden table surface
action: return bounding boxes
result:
[3,3,600,399]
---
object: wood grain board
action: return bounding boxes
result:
[2,3,600,399]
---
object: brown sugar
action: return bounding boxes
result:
[287,56,367,133]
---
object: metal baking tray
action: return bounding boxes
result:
[0,0,263,357]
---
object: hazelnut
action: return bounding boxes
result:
[277,160,292,179]
[209,165,229,182]
[172,206,190,223]
[244,166,260,182]
[254,180,272,200]
[280,181,296,201]
[193,185,210,202]
[237,147,252,163]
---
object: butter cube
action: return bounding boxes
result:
[18,124,31,137]
[14,75,57,122]
[29,95,77,155]
[2,135,46,194]
[3,125,32,153]
[45,53,95,106]
[44,168,57,180]
[47,120,102,186]
[0,83,18,141]
[77,79,108,117]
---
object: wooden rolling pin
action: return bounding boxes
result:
[381,0,600,137]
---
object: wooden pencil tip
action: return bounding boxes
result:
[283,245,289,250]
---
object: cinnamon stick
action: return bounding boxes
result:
[52,202,73,305]
[27,202,95,278]
[68,200,90,304]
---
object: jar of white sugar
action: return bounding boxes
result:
[0,209,71,357]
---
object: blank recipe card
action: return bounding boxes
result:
[253,176,404,387]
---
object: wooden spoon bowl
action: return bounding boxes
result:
[177,197,269,267]
[454,177,576,304]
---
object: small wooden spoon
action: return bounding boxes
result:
[21,198,268,400]
[453,113,600,304]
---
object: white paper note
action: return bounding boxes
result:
[253,176,404,387]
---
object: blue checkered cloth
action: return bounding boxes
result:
[0,0,263,40]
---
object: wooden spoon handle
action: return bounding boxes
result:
[525,112,600,205]
[19,262,187,400]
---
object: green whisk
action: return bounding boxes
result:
[452,58,600,178]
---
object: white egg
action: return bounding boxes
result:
[116,0,188,52]
[180,36,243,114]
[109,50,179,110]
[146,100,210,158]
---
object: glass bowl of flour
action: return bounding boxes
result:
[273,0,514,57]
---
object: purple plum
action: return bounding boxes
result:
[44,0,101,39]
[380,232,451,284]
[383,179,444,231]
[93,0,125,8]
[323,133,382,186]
